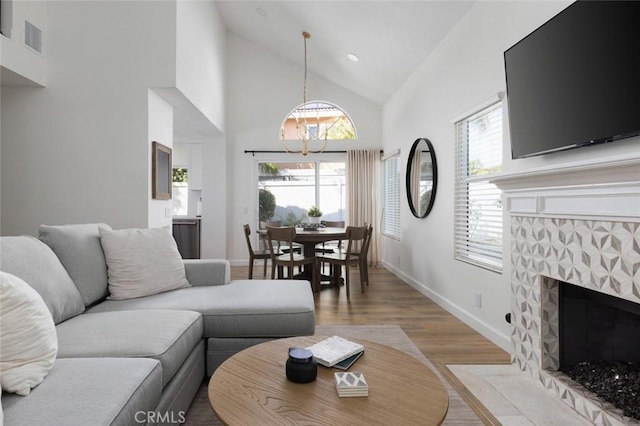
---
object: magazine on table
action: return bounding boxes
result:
[333,350,364,370]
[305,336,365,367]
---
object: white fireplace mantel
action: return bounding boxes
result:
[492,153,640,222]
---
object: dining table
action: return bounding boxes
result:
[259,226,347,290]
[292,227,347,257]
[293,226,347,289]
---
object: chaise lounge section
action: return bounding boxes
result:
[0,223,315,425]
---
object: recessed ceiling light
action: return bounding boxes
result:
[256,7,268,17]
[347,53,359,63]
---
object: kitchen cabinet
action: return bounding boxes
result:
[172,218,201,259]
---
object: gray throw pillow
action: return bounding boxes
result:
[0,236,85,324]
[39,223,111,307]
[99,227,191,300]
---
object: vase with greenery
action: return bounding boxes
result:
[307,206,322,224]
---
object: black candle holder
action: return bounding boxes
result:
[286,347,317,383]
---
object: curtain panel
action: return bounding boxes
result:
[346,149,381,266]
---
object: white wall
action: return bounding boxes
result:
[1,0,228,237]
[173,1,227,258]
[176,0,226,133]
[0,0,47,86]
[148,89,174,228]
[201,134,226,259]
[1,0,176,235]
[225,34,382,263]
[382,1,577,351]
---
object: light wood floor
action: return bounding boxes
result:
[234,264,509,364]
[234,263,510,424]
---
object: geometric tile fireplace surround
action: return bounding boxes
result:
[494,154,640,426]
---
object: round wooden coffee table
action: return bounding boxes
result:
[208,336,449,425]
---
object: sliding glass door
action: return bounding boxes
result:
[257,161,345,227]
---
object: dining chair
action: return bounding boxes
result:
[315,225,368,298]
[359,224,373,288]
[243,224,271,279]
[338,223,373,287]
[266,226,318,291]
[262,220,302,254]
[317,220,346,274]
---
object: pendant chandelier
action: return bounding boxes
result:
[281,31,329,156]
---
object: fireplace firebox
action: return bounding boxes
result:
[559,281,640,420]
[559,281,640,371]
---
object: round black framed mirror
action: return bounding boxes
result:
[406,138,438,218]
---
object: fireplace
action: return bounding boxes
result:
[559,282,640,371]
[511,218,640,424]
[559,282,640,420]
[493,154,640,425]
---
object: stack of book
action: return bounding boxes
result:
[334,372,368,397]
[305,336,365,369]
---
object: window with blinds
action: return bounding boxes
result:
[382,152,400,240]
[454,102,503,272]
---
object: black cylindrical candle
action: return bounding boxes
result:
[286,347,317,383]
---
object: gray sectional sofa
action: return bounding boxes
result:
[0,223,316,425]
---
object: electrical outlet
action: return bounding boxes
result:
[165,207,172,218]
[475,293,482,308]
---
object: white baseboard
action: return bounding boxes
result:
[382,261,511,353]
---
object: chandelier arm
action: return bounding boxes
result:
[295,120,306,141]
[281,140,303,154]
[307,139,329,154]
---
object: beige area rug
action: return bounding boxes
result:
[184,325,482,425]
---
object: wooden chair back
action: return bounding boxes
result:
[243,224,255,256]
[343,226,368,259]
[243,223,271,279]
[361,224,373,262]
[266,226,297,262]
[318,220,346,253]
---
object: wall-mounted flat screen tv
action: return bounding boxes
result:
[504,0,640,159]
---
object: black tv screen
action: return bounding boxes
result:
[504,0,640,159]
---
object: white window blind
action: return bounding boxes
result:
[382,153,400,240]
[454,102,503,272]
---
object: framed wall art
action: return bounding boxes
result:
[152,141,172,200]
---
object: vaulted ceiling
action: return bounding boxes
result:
[216,1,475,105]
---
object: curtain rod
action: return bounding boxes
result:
[244,150,383,156]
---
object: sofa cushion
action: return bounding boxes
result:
[56,309,202,387]
[2,357,162,426]
[39,223,111,307]
[0,272,58,395]
[87,279,316,338]
[0,236,85,324]
[99,227,191,300]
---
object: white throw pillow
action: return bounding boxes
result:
[0,272,58,396]
[99,226,191,300]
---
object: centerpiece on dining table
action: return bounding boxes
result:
[302,206,324,230]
